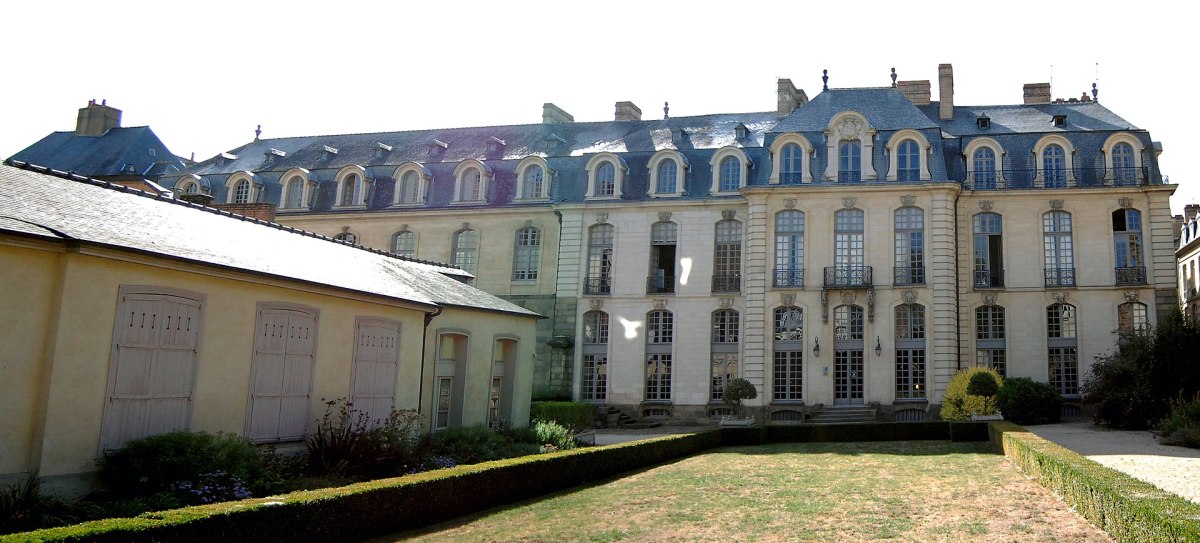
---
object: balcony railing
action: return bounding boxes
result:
[1115,266,1147,286]
[838,171,862,183]
[962,167,1151,189]
[779,172,804,184]
[823,266,872,288]
[973,268,1004,288]
[583,276,611,295]
[711,274,742,293]
[894,266,925,286]
[1044,268,1076,288]
[773,268,804,288]
[646,275,675,294]
[896,170,920,182]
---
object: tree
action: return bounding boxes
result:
[722,378,757,419]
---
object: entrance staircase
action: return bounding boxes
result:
[807,405,879,424]
[594,406,660,429]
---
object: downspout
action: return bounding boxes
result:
[418,306,443,416]
[954,136,964,371]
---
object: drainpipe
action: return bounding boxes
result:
[418,306,443,416]
[954,191,962,371]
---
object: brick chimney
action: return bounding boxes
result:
[614,101,642,121]
[76,99,122,136]
[776,78,808,116]
[542,103,574,124]
[938,64,954,120]
[1023,83,1052,104]
[896,80,931,106]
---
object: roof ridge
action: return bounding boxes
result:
[2,159,464,272]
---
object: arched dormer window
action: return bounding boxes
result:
[964,138,1005,190]
[769,133,814,184]
[335,166,371,207]
[709,146,750,194]
[585,153,626,199]
[1033,135,1076,188]
[174,174,210,197]
[885,130,931,182]
[648,150,687,197]
[1102,133,1145,186]
[515,156,552,200]
[452,160,491,204]
[824,111,877,182]
[392,162,431,206]
[225,171,259,204]
[279,168,313,210]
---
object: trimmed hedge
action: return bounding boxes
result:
[720,422,989,446]
[529,401,594,430]
[989,421,1200,542]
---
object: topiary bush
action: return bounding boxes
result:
[967,371,1000,397]
[997,377,1062,425]
[939,367,1002,421]
[722,378,758,418]
[98,431,267,500]
[529,401,594,431]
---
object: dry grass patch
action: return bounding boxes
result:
[383,441,1111,542]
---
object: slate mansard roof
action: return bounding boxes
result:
[164,85,1163,211]
[10,127,187,181]
[0,161,540,319]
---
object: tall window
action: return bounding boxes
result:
[832,209,866,287]
[397,171,421,204]
[1043,211,1075,287]
[839,141,861,182]
[648,221,677,294]
[586,224,614,294]
[719,156,741,192]
[896,140,920,181]
[973,213,1004,288]
[1112,142,1136,184]
[645,309,674,402]
[774,210,804,288]
[972,147,997,188]
[773,307,804,401]
[596,162,616,196]
[1047,303,1079,395]
[1118,302,1148,334]
[976,305,1007,376]
[392,230,416,257]
[1042,144,1067,187]
[711,309,740,402]
[233,179,251,204]
[581,311,609,402]
[781,143,803,184]
[512,227,541,280]
[894,207,924,285]
[712,219,742,292]
[460,167,483,201]
[656,159,677,194]
[453,228,479,277]
[833,305,865,405]
[284,176,305,208]
[523,165,545,199]
[895,304,926,400]
[1113,209,1145,285]
[339,173,367,206]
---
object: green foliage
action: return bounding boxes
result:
[966,372,1000,397]
[532,420,576,452]
[997,378,1062,425]
[424,425,516,465]
[991,421,1200,542]
[1158,393,1200,448]
[530,391,572,402]
[0,475,79,535]
[529,401,594,431]
[98,431,266,500]
[939,367,1002,421]
[305,398,421,477]
[1085,311,1200,429]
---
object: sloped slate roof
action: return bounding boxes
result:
[9,127,186,179]
[771,88,941,133]
[0,161,539,318]
[926,101,1141,136]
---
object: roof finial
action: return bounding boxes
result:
[254,124,262,141]
[1092,82,1098,102]
[822,69,829,91]
[890,67,897,88]
[664,101,670,120]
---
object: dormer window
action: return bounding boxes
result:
[1053,114,1067,128]
[280,169,314,210]
[374,142,392,158]
[735,123,750,140]
[545,134,566,153]
[323,145,339,156]
[452,160,491,203]
[709,147,751,194]
[392,162,430,206]
[427,139,448,158]
[487,137,506,154]
[585,153,626,199]
[976,116,991,129]
[224,172,259,204]
[335,166,371,207]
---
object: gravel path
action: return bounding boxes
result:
[1026,421,1200,503]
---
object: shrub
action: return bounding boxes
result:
[722,378,758,418]
[529,401,594,431]
[997,377,1062,425]
[423,425,513,465]
[532,420,575,452]
[305,398,421,478]
[0,474,79,535]
[98,431,266,500]
[939,367,1001,421]
[1158,393,1200,448]
[966,372,1000,397]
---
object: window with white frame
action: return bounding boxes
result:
[719,156,741,192]
[283,175,306,209]
[774,210,804,288]
[832,209,866,287]
[773,306,803,401]
[657,159,678,194]
[333,231,357,245]
[582,311,609,402]
[894,207,924,285]
[488,338,517,428]
[396,170,422,204]
[232,179,252,204]
[458,166,484,202]
[522,165,545,199]
[710,309,739,401]
[648,221,677,294]
[1113,209,1145,285]
[1042,144,1067,187]
[976,305,1006,376]
[586,224,614,295]
[839,142,861,182]
[1118,301,1148,334]
[337,172,370,207]
[392,230,416,257]
[1047,303,1079,396]
[895,303,926,400]
[710,148,749,193]
[972,148,997,188]
[453,228,479,277]
[780,143,804,184]
[1111,142,1136,184]
[645,309,674,402]
[512,226,540,281]
[713,219,742,292]
[896,140,920,181]
[435,332,468,430]
[596,162,616,196]
[973,213,1004,288]
[1043,211,1075,287]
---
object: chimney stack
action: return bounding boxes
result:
[938,64,954,120]
[1023,83,1052,104]
[614,101,642,121]
[776,78,808,116]
[76,99,122,136]
[1186,204,1200,223]
[542,103,574,124]
[896,80,931,106]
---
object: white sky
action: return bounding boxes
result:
[3,0,1195,213]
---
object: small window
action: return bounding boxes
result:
[596,162,616,197]
[233,179,251,204]
[719,156,741,192]
[976,116,991,129]
[1053,114,1067,127]
[392,231,416,257]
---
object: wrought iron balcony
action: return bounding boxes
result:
[584,276,611,295]
[779,172,804,184]
[1115,266,1146,286]
[1044,268,1076,288]
[646,275,675,294]
[773,268,804,288]
[973,268,1004,289]
[959,167,1151,189]
[837,171,862,183]
[965,170,1002,190]
[894,266,925,286]
[711,274,742,293]
[896,170,920,182]
[823,266,872,289]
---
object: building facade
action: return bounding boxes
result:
[1178,205,1200,321]
[164,64,1176,422]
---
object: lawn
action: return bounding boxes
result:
[383,441,1112,542]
